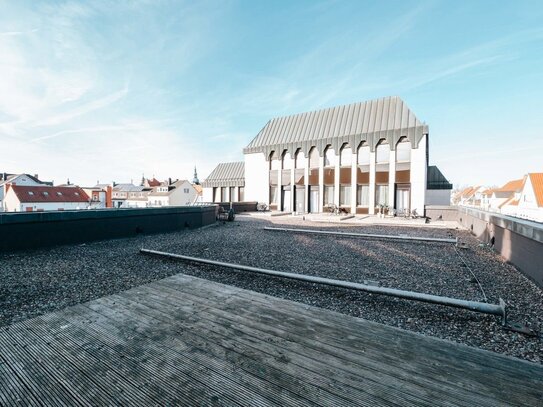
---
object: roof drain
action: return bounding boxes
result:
[263,226,459,244]
[139,248,507,325]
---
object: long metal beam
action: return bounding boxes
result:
[264,226,458,244]
[140,248,506,324]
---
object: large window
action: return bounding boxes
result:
[238,186,245,202]
[340,145,352,167]
[229,186,236,202]
[357,185,369,206]
[270,186,278,204]
[324,146,335,167]
[357,143,370,165]
[340,185,351,206]
[295,149,305,168]
[376,140,390,164]
[309,147,319,168]
[324,186,334,206]
[396,137,411,162]
[221,187,227,202]
[270,151,280,170]
[282,151,293,169]
[375,185,389,206]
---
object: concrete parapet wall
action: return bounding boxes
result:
[426,205,543,287]
[216,201,258,213]
[0,206,217,252]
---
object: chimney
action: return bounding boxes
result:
[106,185,113,208]
[168,177,172,185]
[34,174,39,180]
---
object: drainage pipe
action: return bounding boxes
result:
[140,248,506,325]
[264,226,458,244]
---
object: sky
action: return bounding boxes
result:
[1,0,542,188]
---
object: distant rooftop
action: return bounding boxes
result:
[244,96,428,156]
[202,162,245,188]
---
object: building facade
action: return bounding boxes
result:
[146,179,198,207]
[0,173,52,212]
[4,185,90,212]
[243,96,437,215]
[202,162,245,203]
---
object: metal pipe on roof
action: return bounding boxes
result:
[263,226,458,244]
[140,248,506,325]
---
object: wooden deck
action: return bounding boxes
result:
[1,274,542,406]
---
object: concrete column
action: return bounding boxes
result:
[318,155,324,213]
[304,157,310,213]
[351,152,357,214]
[369,151,376,214]
[389,150,396,210]
[290,156,295,213]
[334,157,340,207]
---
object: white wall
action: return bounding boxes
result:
[168,181,197,206]
[425,189,451,206]
[410,134,427,215]
[203,187,213,202]
[245,152,269,203]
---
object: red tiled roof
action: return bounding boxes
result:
[147,178,161,187]
[9,185,89,203]
[528,173,543,207]
[496,178,525,193]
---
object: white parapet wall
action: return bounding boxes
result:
[244,152,269,204]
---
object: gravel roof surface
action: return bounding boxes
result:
[1,215,542,363]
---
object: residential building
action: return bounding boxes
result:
[3,185,89,212]
[111,184,151,208]
[0,173,52,212]
[147,179,198,207]
[501,173,543,222]
[82,185,113,209]
[202,162,245,203]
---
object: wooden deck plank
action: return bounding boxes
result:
[82,294,352,407]
[145,280,525,406]
[112,289,407,407]
[138,283,481,406]
[158,274,543,379]
[0,272,541,407]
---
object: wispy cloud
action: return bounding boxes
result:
[34,85,129,128]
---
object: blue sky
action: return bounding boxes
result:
[1,0,542,187]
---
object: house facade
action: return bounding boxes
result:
[3,185,90,212]
[0,173,52,212]
[147,180,198,207]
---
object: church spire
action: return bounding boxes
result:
[192,166,200,185]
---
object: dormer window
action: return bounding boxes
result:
[56,192,62,196]
[43,192,49,196]
[74,192,79,196]
[28,191,34,195]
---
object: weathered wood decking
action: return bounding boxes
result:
[1,274,542,406]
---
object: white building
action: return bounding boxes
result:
[3,185,90,212]
[202,162,245,203]
[237,96,450,214]
[501,173,543,222]
[0,173,52,212]
[147,180,198,207]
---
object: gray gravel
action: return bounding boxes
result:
[1,215,542,363]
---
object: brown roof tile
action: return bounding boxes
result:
[528,173,543,207]
[10,185,89,203]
